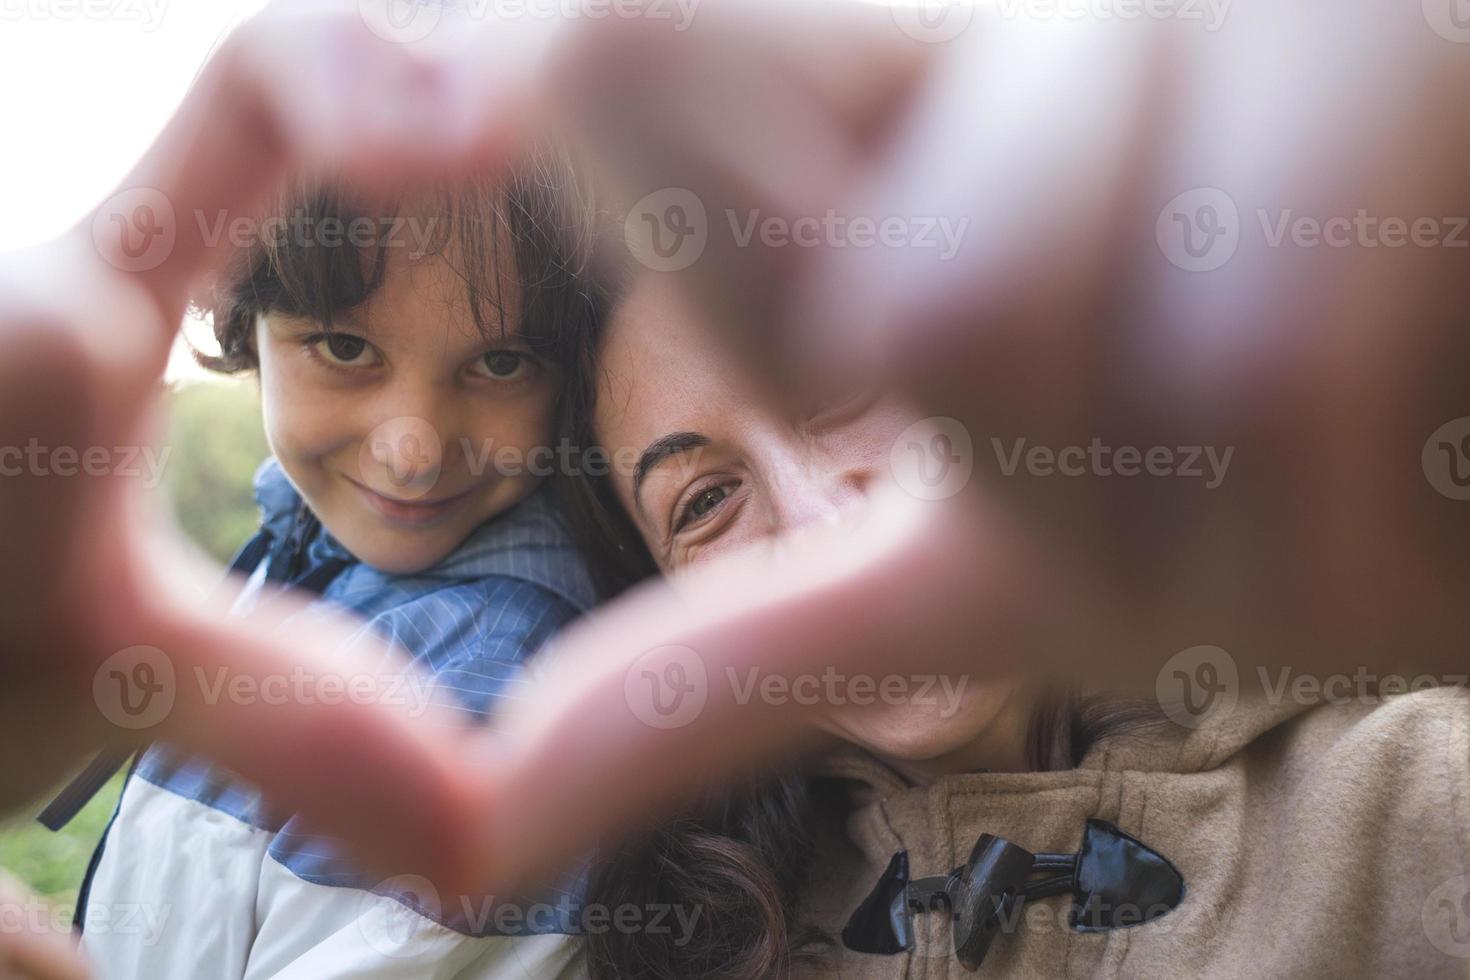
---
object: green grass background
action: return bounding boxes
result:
[0,380,269,907]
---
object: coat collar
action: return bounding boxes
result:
[810,692,1312,794]
[804,696,1312,976]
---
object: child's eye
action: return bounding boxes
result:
[308,333,376,367]
[473,350,533,381]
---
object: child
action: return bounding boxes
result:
[63,155,602,979]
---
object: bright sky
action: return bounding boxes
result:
[0,0,268,379]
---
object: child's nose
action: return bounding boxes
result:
[357,413,446,499]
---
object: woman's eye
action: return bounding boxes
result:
[477,351,529,380]
[678,483,732,530]
[311,333,371,365]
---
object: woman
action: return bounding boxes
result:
[557,274,1470,979]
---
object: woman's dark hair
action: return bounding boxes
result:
[550,261,659,596]
[587,767,824,980]
[192,144,601,392]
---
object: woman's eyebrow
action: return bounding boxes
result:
[633,432,712,511]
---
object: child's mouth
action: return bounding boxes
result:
[347,477,474,527]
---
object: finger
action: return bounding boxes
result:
[546,0,935,400]
[788,12,1171,431]
[81,567,497,895]
[465,489,1057,891]
[794,6,1470,675]
[86,1,553,337]
[0,873,92,980]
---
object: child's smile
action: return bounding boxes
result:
[345,473,477,528]
[255,243,559,574]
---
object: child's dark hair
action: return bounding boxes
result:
[193,143,601,384]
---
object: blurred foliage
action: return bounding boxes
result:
[164,379,272,563]
[0,379,269,906]
[0,773,125,911]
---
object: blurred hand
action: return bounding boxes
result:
[5,0,1469,900]
[551,0,1470,680]
[0,0,558,892]
[0,873,91,980]
[466,0,1470,887]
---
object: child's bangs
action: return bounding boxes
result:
[195,146,599,374]
[263,181,420,330]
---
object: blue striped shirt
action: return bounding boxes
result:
[90,459,597,948]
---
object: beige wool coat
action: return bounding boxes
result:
[792,687,1470,979]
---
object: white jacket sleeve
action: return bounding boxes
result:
[244,856,588,980]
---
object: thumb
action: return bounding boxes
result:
[0,873,92,980]
[94,581,497,895]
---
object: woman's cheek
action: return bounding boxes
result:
[673,519,760,572]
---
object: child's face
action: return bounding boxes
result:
[255,247,557,574]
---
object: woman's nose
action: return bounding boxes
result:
[769,457,872,536]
